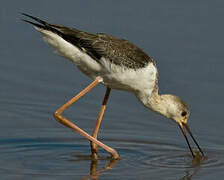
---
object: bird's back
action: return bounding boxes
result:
[23,14,158,94]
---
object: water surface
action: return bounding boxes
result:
[1,0,224,179]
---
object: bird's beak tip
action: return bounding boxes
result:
[179,122,205,157]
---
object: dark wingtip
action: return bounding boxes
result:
[21,13,49,30]
[21,13,38,20]
[21,18,44,29]
[21,13,63,36]
[21,12,29,16]
[21,13,48,26]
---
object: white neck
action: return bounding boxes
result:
[135,90,169,118]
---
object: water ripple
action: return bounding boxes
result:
[0,133,224,177]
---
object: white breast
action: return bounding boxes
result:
[99,58,157,94]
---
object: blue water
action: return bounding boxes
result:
[1,0,224,179]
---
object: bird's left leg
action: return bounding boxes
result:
[90,87,111,159]
[54,77,119,159]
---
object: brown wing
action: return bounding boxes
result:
[22,13,154,69]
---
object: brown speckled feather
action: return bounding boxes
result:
[22,13,154,69]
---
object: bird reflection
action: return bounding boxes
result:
[178,169,198,180]
[178,154,205,180]
[79,151,206,180]
[178,171,193,180]
[81,158,119,180]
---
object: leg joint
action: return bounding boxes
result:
[53,111,62,123]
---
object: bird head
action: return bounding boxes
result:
[149,94,204,158]
[158,94,190,124]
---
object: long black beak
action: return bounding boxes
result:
[178,123,204,158]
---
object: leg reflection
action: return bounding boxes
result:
[81,158,119,180]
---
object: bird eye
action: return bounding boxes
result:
[181,111,187,117]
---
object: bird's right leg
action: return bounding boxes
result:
[91,87,111,159]
[53,77,119,160]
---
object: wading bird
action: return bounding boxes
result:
[22,13,204,160]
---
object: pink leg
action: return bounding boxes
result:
[91,87,111,159]
[53,78,119,159]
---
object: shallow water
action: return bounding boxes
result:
[1,129,224,179]
[1,0,224,179]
